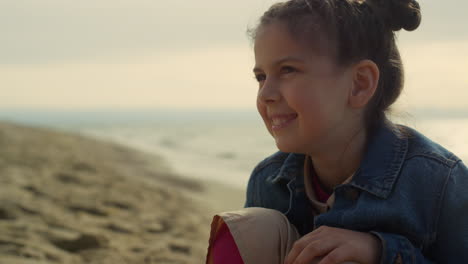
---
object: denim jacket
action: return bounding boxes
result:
[245,120,468,263]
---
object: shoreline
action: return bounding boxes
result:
[0,121,244,263]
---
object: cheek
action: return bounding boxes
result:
[288,89,320,114]
[290,89,335,129]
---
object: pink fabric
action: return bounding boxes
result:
[311,170,332,203]
[212,222,244,264]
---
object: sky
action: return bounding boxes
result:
[0,0,467,111]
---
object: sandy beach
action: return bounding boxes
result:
[0,122,245,263]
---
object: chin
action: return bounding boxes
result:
[275,140,301,154]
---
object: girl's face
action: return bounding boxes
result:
[254,22,355,155]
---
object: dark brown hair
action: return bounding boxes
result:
[250,0,421,134]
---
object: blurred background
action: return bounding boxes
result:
[1,0,467,189]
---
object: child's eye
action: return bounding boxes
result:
[280,66,296,74]
[254,74,266,82]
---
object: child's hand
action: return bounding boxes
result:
[284,226,382,264]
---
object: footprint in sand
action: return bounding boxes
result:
[68,205,108,217]
[168,243,191,255]
[55,172,84,185]
[71,162,97,173]
[49,233,106,253]
[0,207,16,221]
[145,220,171,234]
[104,222,134,234]
[22,185,48,198]
[103,200,134,211]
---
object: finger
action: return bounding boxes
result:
[285,239,307,264]
[311,225,328,233]
[317,247,353,264]
[293,240,337,264]
[285,227,333,264]
[308,225,329,236]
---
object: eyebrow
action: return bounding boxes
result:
[253,56,305,73]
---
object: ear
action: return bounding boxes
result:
[348,60,379,109]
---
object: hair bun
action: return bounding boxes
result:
[389,0,421,31]
[366,0,422,31]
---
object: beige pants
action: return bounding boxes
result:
[208,207,358,264]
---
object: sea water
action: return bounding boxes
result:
[1,109,467,189]
[72,114,278,188]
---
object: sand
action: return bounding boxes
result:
[0,122,245,264]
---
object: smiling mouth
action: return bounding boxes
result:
[270,113,298,131]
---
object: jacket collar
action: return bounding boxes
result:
[270,119,408,199]
[349,119,408,199]
[270,153,305,184]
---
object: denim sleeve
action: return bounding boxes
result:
[370,232,434,264]
[371,161,468,263]
[430,161,468,262]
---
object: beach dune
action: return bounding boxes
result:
[0,122,243,263]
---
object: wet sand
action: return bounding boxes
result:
[0,122,244,263]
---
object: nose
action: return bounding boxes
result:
[257,79,280,104]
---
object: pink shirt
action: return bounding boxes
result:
[311,166,332,203]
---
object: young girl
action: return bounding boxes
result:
[207,0,468,263]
